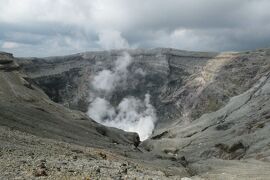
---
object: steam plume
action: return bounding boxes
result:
[87,52,157,140]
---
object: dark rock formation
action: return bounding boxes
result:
[0,52,20,71]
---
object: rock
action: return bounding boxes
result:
[96,167,101,173]
[0,52,13,64]
[37,162,46,169]
[121,167,128,174]
[71,149,84,154]
[33,167,47,177]
[0,62,20,71]
[98,152,107,159]
[73,155,78,160]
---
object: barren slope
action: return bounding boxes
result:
[1,48,270,179]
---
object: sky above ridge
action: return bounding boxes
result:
[1,0,270,57]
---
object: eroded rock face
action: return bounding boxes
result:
[18,48,270,130]
[18,49,218,129]
[0,52,20,71]
[142,70,270,177]
[0,52,140,149]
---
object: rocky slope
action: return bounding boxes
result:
[1,48,270,179]
[0,125,189,179]
[1,52,190,179]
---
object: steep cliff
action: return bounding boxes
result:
[19,48,270,129]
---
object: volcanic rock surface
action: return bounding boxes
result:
[1,48,270,179]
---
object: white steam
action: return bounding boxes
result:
[92,52,131,93]
[87,52,157,141]
[88,94,156,141]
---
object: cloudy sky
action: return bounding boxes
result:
[1,0,270,57]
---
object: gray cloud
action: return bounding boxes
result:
[1,0,270,56]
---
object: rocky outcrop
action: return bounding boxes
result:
[0,52,20,71]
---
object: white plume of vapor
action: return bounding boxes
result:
[87,94,156,141]
[92,52,131,93]
[87,52,157,140]
[87,97,116,122]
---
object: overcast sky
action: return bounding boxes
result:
[1,0,270,57]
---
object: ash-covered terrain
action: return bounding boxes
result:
[1,48,270,179]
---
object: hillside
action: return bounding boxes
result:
[1,52,187,179]
[0,48,270,179]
